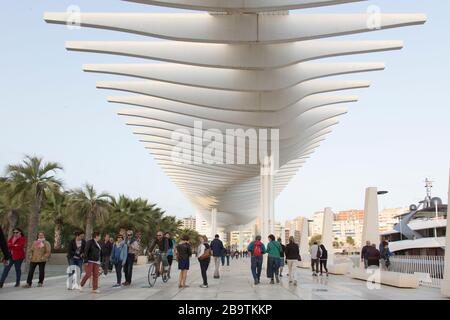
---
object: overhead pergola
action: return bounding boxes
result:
[45,0,426,239]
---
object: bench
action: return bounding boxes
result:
[349,267,419,288]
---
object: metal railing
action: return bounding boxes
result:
[389,255,444,288]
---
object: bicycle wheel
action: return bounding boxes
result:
[148,264,157,287]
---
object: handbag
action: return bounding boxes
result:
[198,243,211,260]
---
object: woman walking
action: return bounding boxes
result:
[110,234,128,288]
[176,235,192,288]
[0,228,26,288]
[319,244,329,276]
[80,232,102,293]
[197,235,211,288]
[266,234,282,284]
[23,231,51,288]
[285,236,300,285]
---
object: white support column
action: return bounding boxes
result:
[300,219,309,257]
[238,226,244,251]
[361,187,380,247]
[441,169,450,297]
[210,207,217,240]
[260,155,275,243]
[322,207,334,265]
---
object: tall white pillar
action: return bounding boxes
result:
[260,155,275,243]
[322,207,334,265]
[210,207,217,239]
[361,187,380,247]
[441,169,450,297]
[300,218,310,257]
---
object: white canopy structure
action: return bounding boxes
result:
[44,1,426,240]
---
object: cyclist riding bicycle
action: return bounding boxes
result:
[148,231,170,277]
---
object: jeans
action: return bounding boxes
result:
[251,256,263,281]
[114,262,123,284]
[80,262,100,290]
[123,253,135,283]
[221,255,225,266]
[199,258,210,285]
[320,259,328,274]
[101,256,110,275]
[267,256,280,279]
[27,262,46,285]
[226,255,230,266]
[0,259,23,285]
[213,256,221,277]
[311,259,319,273]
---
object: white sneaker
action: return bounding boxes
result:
[92,289,101,294]
[78,286,84,292]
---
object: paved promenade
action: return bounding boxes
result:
[0,258,445,300]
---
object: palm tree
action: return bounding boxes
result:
[5,156,63,263]
[0,178,26,237]
[69,184,112,240]
[41,189,68,250]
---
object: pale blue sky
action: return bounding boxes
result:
[0,1,448,222]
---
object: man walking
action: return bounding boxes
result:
[210,234,224,279]
[361,240,371,269]
[309,241,321,276]
[248,235,266,285]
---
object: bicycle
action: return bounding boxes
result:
[147,250,169,287]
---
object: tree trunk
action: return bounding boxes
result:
[26,196,42,270]
[54,222,62,250]
[85,210,94,241]
[7,209,19,238]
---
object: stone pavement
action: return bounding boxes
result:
[0,257,446,300]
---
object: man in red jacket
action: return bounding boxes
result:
[0,228,26,288]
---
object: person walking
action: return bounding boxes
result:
[123,230,140,286]
[266,234,282,284]
[319,244,329,276]
[367,243,381,268]
[361,240,371,269]
[285,236,300,285]
[0,228,26,288]
[80,232,102,293]
[66,231,86,290]
[110,234,128,288]
[0,226,11,263]
[220,247,226,266]
[197,235,211,288]
[248,235,266,285]
[100,234,113,276]
[23,231,51,288]
[210,234,224,279]
[165,232,176,278]
[225,246,231,266]
[310,241,321,276]
[176,235,192,288]
[380,241,393,270]
[277,238,286,277]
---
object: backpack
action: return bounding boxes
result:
[253,243,262,257]
[198,243,211,260]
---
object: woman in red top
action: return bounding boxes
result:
[0,228,26,288]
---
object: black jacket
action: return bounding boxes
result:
[319,246,328,259]
[84,239,102,263]
[101,241,113,257]
[285,243,300,260]
[0,226,11,260]
[210,238,224,257]
[67,238,86,260]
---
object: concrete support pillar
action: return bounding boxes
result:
[322,207,334,265]
[300,218,309,257]
[210,207,217,239]
[441,170,450,297]
[361,187,380,247]
[260,155,275,243]
[238,226,244,251]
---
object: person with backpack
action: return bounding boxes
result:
[266,234,282,284]
[248,235,266,285]
[319,244,329,276]
[310,241,321,276]
[197,235,211,288]
[285,236,300,285]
